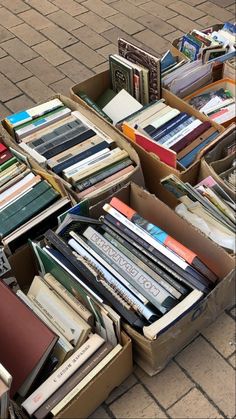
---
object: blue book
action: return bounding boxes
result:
[157,117,195,145]
[151,114,191,141]
[178,131,219,168]
[144,112,188,137]
[52,141,110,174]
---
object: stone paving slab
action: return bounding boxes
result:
[0,0,235,417]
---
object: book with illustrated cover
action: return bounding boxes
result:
[109,54,134,96]
[118,38,161,101]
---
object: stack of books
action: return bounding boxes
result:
[0,277,121,418]
[3,99,136,200]
[0,141,71,253]
[121,98,220,168]
[176,22,236,63]
[186,84,235,125]
[31,194,219,345]
[161,174,235,252]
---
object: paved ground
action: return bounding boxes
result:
[0,0,235,417]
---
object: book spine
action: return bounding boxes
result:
[44,273,93,325]
[75,158,133,192]
[103,230,182,300]
[22,334,104,416]
[100,221,189,296]
[77,92,113,123]
[51,345,122,417]
[68,237,158,322]
[43,129,95,160]
[34,343,113,419]
[83,226,177,313]
[103,213,209,294]
[133,72,140,102]
[52,141,110,174]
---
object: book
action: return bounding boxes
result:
[143,289,203,340]
[0,281,58,397]
[102,89,143,125]
[44,273,93,325]
[118,38,161,101]
[28,276,91,348]
[16,290,74,367]
[109,197,217,282]
[102,206,212,293]
[33,342,113,419]
[109,54,134,96]
[50,344,122,417]
[0,378,9,419]
[83,226,178,314]
[22,334,105,416]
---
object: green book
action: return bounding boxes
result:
[96,88,116,109]
[0,157,17,172]
[14,106,65,132]
[0,182,59,237]
[109,54,134,95]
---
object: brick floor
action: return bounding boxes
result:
[0,0,235,417]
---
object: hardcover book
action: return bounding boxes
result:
[118,38,161,101]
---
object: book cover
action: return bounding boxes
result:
[109,54,134,95]
[118,38,161,101]
[0,281,58,397]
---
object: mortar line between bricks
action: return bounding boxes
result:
[174,359,227,418]
[200,334,236,368]
[161,386,196,412]
[134,374,170,419]
[227,349,236,361]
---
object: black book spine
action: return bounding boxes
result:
[103,214,210,294]
[42,129,96,160]
[44,230,145,328]
[53,141,110,174]
[100,223,189,297]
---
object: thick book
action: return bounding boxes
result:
[109,197,217,282]
[0,281,58,397]
[118,38,161,101]
[33,342,113,419]
[22,334,104,416]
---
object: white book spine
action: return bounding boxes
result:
[19,142,47,165]
[103,204,188,271]
[22,334,104,416]
[164,120,202,149]
[63,148,111,176]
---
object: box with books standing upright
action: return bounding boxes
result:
[75,182,235,376]
[4,242,133,419]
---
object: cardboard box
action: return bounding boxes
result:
[7,244,133,419]
[86,182,235,375]
[1,94,145,207]
[70,70,224,204]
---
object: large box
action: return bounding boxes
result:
[7,244,133,419]
[86,182,235,375]
[1,95,145,207]
[70,70,224,205]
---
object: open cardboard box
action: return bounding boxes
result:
[1,94,145,207]
[6,244,133,419]
[70,70,224,204]
[85,182,235,376]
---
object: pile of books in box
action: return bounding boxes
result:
[0,140,71,253]
[3,99,136,200]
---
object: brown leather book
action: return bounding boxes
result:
[0,281,58,397]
